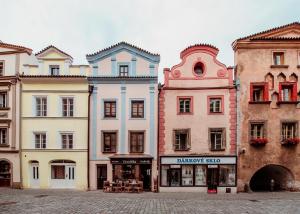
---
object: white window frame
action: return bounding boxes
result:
[0,61,4,76]
[61,97,74,117]
[49,65,60,75]
[35,96,47,117]
[210,98,222,113]
[0,128,8,145]
[281,122,297,140]
[34,132,47,149]
[210,128,226,151]
[61,133,74,149]
[0,92,7,108]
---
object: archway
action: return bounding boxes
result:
[250,164,294,191]
[0,160,11,187]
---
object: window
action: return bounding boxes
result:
[193,62,204,76]
[0,128,7,145]
[250,123,265,139]
[104,101,116,118]
[36,97,47,116]
[0,92,7,108]
[62,98,74,117]
[129,132,144,153]
[273,52,284,65]
[50,65,60,75]
[102,132,117,153]
[178,97,192,114]
[35,133,46,149]
[182,165,193,186]
[119,65,129,77]
[209,97,222,113]
[51,165,65,179]
[279,83,297,102]
[281,122,297,140]
[173,129,190,151]
[210,128,225,151]
[0,61,4,76]
[195,165,206,185]
[219,165,236,186]
[32,165,39,180]
[131,100,144,118]
[250,83,269,102]
[61,133,73,149]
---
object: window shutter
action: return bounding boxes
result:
[292,83,297,102]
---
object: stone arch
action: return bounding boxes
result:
[289,73,298,82]
[265,72,274,89]
[277,72,286,82]
[249,164,294,191]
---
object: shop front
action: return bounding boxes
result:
[110,155,153,191]
[160,156,237,193]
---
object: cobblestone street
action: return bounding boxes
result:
[0,189,300,214]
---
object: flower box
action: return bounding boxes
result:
[281,138,300,146]
[250,138,268,146]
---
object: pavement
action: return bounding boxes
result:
[0,188,300,214]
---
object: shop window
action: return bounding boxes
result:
[129,131,144,153]
[219,165,236,186]
[161,165,169,186]
[0,92,7,108]
[104,101,116,118]
[119,65,129,77]
[173,129,190,151]
[182,165,193,186]
[102,131,117,153]
[250,123,265,139]
[209,128,225,151]
[209,97,223,113]
[61,133,73,149]
[0,128,7,145]
[49,65,60,75]
[62,97,74,117]
[279,82,297,102]
[35,97,47,116]
[0,61,4,76]
[131,100,144,118]
[273,52,284,65]
[281,122,297,140]
[34,133,46,149]
[51,165,65,179]
[250,83,269,102]
[169,168,181,187]
[195,165,206,186]
[178,97,192,114]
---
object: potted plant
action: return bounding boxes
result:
[281,138,300,146]
[250,138,268,146]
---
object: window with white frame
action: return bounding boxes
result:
[281,122,297,140]
[36,97,47,116]
[131,100,144,118]
[0,128,7,145]
[209,98,222,113]
[173,129,190,151]
[35,133,46,149]
[210,128,225,151]
[0,61,4,76]
[49,65,60,75]
[119,65,129,77]
[273,52,284,65]
[0,92,7,108]
[62,97,74,117]
[250,123,265,139]
[179,98,191,113]
[61,133,73,149]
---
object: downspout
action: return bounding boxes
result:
[157,83,161,193]
[87,84,94,190]
[18,75,23,189]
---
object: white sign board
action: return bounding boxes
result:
[161,156,236,165]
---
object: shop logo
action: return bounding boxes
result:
[176,158,221,164]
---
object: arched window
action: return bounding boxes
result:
[193,62,205,76]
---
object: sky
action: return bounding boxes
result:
[1,0,300,81]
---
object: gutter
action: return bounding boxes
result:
[157,83,162,193]
[87,85,94,190]
[18,75,23,189]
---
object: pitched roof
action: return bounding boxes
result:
[35,45,73,59]
[86,41,160,63]
[0,41,32,54]
[180,43,219,59]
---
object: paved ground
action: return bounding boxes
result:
[0,189,300,214]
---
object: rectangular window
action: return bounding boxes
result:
[195,165,206,186]
[182,165,193,186]
[36,97,47,116]
[273,52,284,65]
[0,92,7,108]
[281,122,297,140]
[61,133,73,149]
[173,129,190,151]
[0,61,4,76]
[250,123,265,139]
[0,128,7,145]
[62,98,74,117]
[129,132,144,153]
[104,101,116,118]
[209,98,222,113]
[219,165,236,186]
[119,65,129,77]
[50,65,60,75]
[102,132,117,153]
[250,83,269,102]
[131,100,144,118]
[178,97,191,113]
[210,128,225,151]
[279,83,297,102]
[35,133,46,149]
[51,165,65,179]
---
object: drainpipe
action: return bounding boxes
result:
[87,84,94,190]
[18,75,23,189]
[157,83,161,193]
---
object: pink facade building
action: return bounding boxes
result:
[158,44,237,193]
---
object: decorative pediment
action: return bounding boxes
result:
[35,45,73,61]
[0,42,32,54]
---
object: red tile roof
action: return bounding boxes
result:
[0,41,32,54]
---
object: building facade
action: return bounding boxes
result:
[87,42,160,191]
[0,42,32,188]
[233,22,300,192]
[159,44,237,193]
[20,46,89,189]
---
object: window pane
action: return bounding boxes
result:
[182,165,193,186]
[161,165,169,186]
[219,165,236,186]
[195,165,206,185]
[51,165,65,179]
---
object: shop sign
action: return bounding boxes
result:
[111,158,152,164]
[161,156,236,165]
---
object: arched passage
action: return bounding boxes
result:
[250,164,294,191]
[0,160,11,187]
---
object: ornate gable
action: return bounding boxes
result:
[35,45,73,61]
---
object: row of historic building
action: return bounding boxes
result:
[1,22,300,193]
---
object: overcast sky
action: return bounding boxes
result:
[1,0,299,81]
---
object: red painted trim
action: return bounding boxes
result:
[192,61,206,78]
[229,89,237,155]
[158,90,166,155]
[177,96,194,115]
[278,81,297,101]
[168,77,229,80]
[164,86,235,90]
[180,45,219,59]
[163,68,170,87]
[249,82,269,102]
[207,95,224,115]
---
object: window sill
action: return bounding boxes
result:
[177,113,193,115]
[129,118,146,120]
[270,65,289,68]
[248,101,271,104]
[102,117,118,120]
[174,149,190,152]
[0,107,10,111]
[277,101,299,105]
[208,112,224,115]
[210,149,226,152]
[129,152,144,154]
[102,151,117,154]
[0,144,9,147]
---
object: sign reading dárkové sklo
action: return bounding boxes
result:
[161,156,236,165]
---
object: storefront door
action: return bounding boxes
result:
[140,165,151,191]
[97,165,107,189]
[0,160,11,187]
[168,169,180,187]
[30,162,40,188]
[207,166,218,192]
